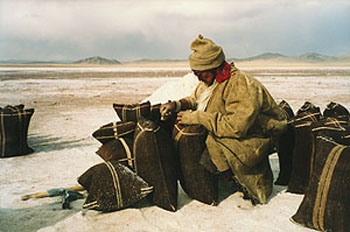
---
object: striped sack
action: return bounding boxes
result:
[0,105,34,158]
[308,117,350,178]
[287,110,322,194]
[173,123,218,205]
[92,121,135,144]
[78,160,153,212]
[291,135,350,232]
[133,118,178,212]
[113,101,151,122]
[275,100,295,185]
[96,138,134,169]
[323,102,350,120]
[311,116,350,146]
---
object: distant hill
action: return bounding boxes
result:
[233,53,286,61]
[74,56,120,65]
[297,52,336,62]
[1,53,349,65]
[334,54,350,62]
[230,52,350,63]
[294,53,350,63]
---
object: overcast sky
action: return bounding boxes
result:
[0,0,349,61]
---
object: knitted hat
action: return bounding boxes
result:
[189,34,225,71]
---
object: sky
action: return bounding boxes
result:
[0,0,349,61]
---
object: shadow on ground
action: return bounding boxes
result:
[0,200,83,232]
[28,134,90,153]
[131,177,239,211]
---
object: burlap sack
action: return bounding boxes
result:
[0,105,34,158]
[78,161,153,212]
[113,101,151,122]
[275,100,295,185]
[288,116,349,193]
[308,117,350,179]
[1,104,25,113]
[95,138,134,167]
[291,135,350,232]
[311,117,350,145]
[173,123,218,205]
[287,110,322,194]
[279,100,295,120]
[296,101,321,115]
[92,121,135,144]
[323,102,350,119]
[133,118,178,212]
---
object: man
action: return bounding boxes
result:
[160,35,287,204]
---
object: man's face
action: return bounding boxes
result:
[193,70,216,86]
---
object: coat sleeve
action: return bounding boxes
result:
[180,75,263,138]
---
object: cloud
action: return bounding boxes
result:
[0,0,349,60]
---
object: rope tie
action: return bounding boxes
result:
[312,144,345,231]
[112,121,118,139]
[136,105,141,119]
[119,138,133,168]
[122,107,127,121]
[105,161,123,209]
[288,112,321,124]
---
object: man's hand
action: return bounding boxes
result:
[176,111,186,122]
[177,110,195,124]
[160,101,176,120]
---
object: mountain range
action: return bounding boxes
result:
[230,52,350,63]
[0,53,349,65]
[74,56,120,65]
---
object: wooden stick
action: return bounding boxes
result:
[21,185,85,201]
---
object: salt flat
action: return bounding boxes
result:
[0,65,349,232]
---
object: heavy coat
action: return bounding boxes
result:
[180,63,287,203]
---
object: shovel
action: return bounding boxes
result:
[21,185,85,201]
[21,185,85,209]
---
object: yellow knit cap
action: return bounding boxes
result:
[189,34,225,71]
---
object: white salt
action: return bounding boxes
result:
[142,72,199,104]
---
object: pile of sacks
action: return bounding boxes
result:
[78,99,350,231]
[0,104,34,158]
[275,101,350,232]
[79,101,217,213]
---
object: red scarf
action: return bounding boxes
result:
[215,62,231,83]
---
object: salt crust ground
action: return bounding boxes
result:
[0,65,349,232]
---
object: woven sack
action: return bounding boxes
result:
[289,116,349,192]
[1,104,25,113]
[92,121,135,144]
[113,101,151,122]
[92,121,136,144]
[307,117,350,179]
[133,118,178,212]
[0,105,34,158]
[96,138,134,169]
[275,100,295,185]
[291,135,350,232]
[296,101,321,115]
[279,100,295,120]
[311,117,350,145]
[173,123,218,205]
[323,102,350,119]
[78,161,153,212]
[287,110,322,194]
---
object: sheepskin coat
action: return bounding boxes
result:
[180,63,288,204]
